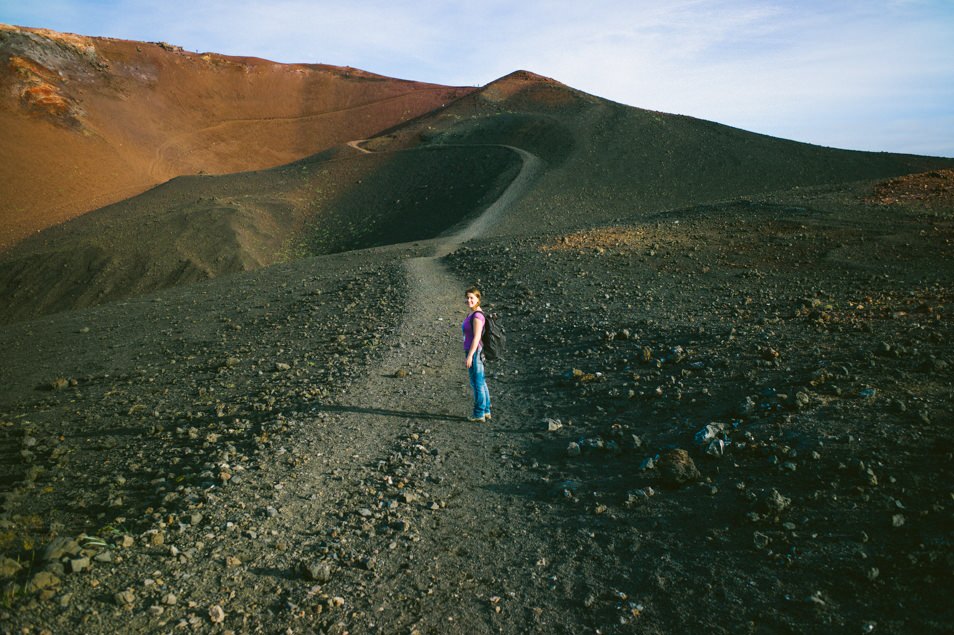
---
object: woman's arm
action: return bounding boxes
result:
[466,314,484,368]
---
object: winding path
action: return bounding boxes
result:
[265,144,547,631]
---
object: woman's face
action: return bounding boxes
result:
[466,292,480,310]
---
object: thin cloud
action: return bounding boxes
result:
[1,0,951,155]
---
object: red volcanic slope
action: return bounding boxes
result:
[0,24,475,250]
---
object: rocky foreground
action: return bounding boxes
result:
[1,177,953,634]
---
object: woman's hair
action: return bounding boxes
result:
[465,286,481,305]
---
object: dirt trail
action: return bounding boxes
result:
[258,146,549,631]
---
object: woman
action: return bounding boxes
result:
[463,286,492,422]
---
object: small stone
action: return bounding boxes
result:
[794,391,811,409]
[753,531,771,550]
[114,589,136,606]
[891,513,905,528]
[43,537,81,562]
[625,487,655,507]
[68,557,90,573]
[163,592,178,605]
[209,604,225,623]
[149,605,164,617]
[149,532,165,546]
[545,418,563,432]
[0,557,22,579]
[119,535,134,548]
[225,556,242,567]
[50,378,69,391]
[394,369,409,378]
[760,488,791,514]
[566,442,581,457]
[26,571,60,593]
[94,551,113,563]
[303,562,333,583]
[657,449,701,486]
[639,456,656,471]
[274,362,291,372]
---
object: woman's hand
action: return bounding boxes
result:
[465,354,473,369]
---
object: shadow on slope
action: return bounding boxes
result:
[288,145,522,255]
[0,144,522,324]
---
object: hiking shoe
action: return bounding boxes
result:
[483,413,492,421]
[468,414,488,422]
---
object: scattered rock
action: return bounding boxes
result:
[759,489,791,514]
[626,487,655,507]
[68,556,90,573]
[43,537,81,562]
[566,442,581,457]
[26,571,60,593]
[0,557,22,579]
[114,588,136,606]
[209,604,226,624]
[302,561,333,583]
[657,449,701,486]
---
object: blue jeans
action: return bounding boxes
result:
[468,352,491,418]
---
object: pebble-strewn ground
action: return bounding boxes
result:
[1,176,952,634]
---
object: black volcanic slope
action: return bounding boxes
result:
[1,70,951,324]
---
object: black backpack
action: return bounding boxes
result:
[478,309,506,361]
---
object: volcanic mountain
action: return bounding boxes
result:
[1,41,951,324]
[0,23,474,249]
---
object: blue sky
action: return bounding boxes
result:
[2,0,952,156]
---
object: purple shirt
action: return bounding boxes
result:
[462,311,485,353]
